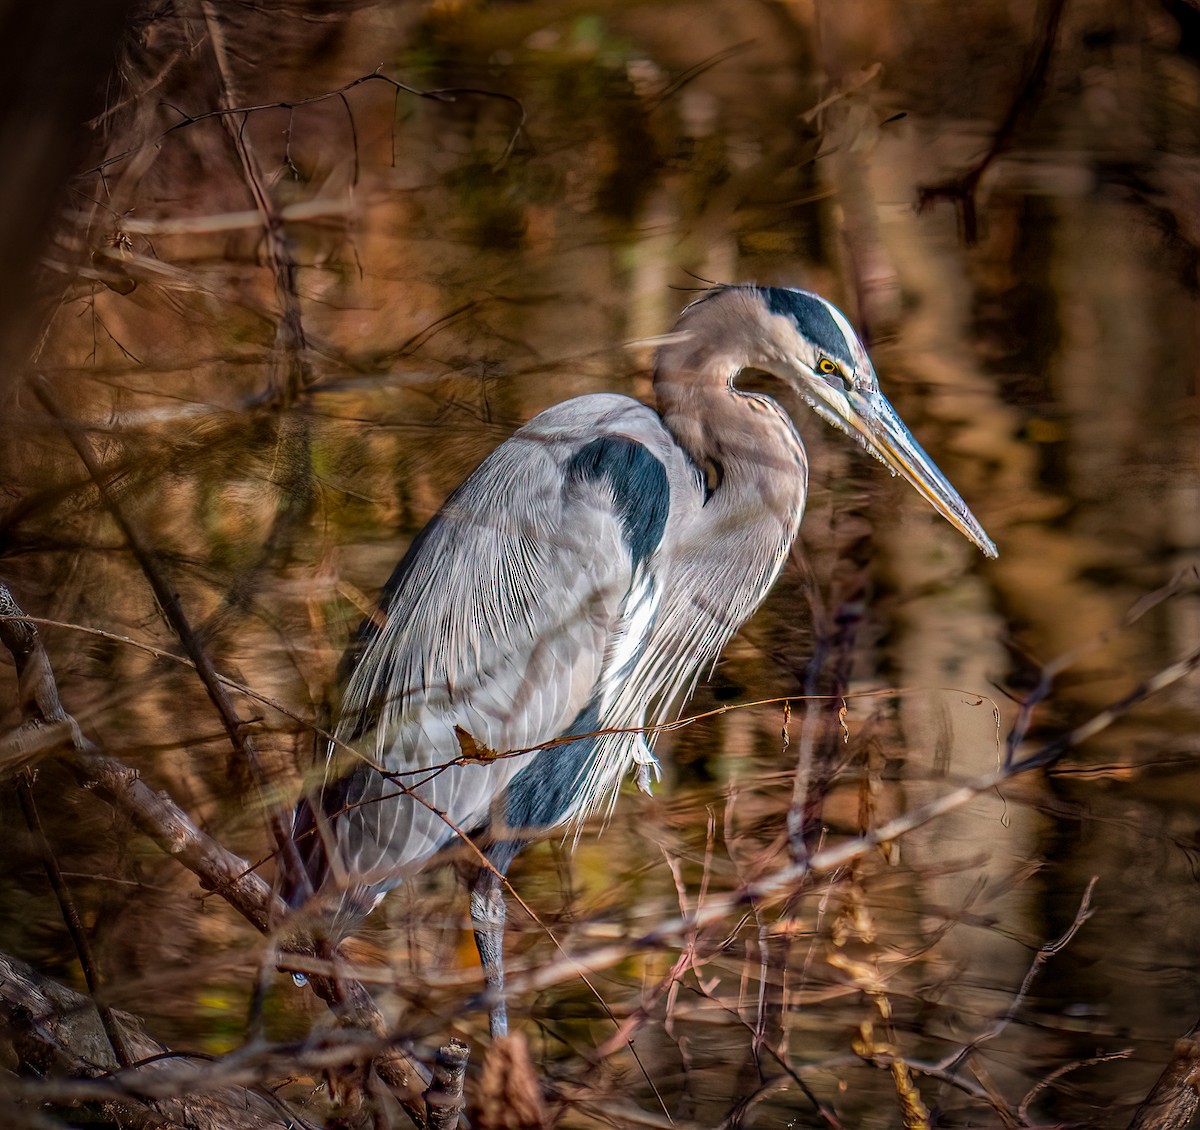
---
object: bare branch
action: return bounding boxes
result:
[80,69,526,184]
[1016,1048,1133,1122]
[193,0,310,405]
[1,576,283,931]
[424,1040,469,1130]
[917,0,1067,242]
[0,580,433,1126]
[937,877,1098,1074]
[1126,1024,1200,1130]
[15,768,134,1069]
[0,949,284,1129]
[31,379,309,903]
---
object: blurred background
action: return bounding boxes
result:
[1,0,1198,1126]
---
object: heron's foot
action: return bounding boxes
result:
[632,736,661,795]
[488,998,509,1039]
[470,868,510,1039]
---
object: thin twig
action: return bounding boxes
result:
[936,876,1098,1074]
[80,69,526,183]
[917,0,1068,242]
[15,769,134,1069]
[195,0,309,405]
[1017,1048,1134,1122]
[31,379,309,912]
[1003,571,1192,765]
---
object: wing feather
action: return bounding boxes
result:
[290,395,679,912]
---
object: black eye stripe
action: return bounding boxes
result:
[762,288,855,366]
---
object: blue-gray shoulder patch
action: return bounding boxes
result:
[565,436,669,569]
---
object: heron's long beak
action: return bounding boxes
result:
[821,387,998,559]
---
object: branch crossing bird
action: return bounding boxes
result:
[281,284,996,1037]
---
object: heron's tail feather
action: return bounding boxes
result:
[279,771,364,908]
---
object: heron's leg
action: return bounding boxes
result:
[468,862,509,1038]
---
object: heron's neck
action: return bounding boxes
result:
[653,346,808,523]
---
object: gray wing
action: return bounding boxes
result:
[293,394,679,910]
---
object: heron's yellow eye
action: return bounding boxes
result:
[818,356,855,391]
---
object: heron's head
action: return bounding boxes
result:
[746,286,997,558]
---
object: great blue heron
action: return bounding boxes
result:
[282,284,995,1037]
